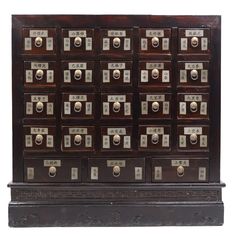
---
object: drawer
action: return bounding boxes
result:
[24,93,55,118]
[24,159,81,182]
[61,126,95,152]
[139,61,171,87]
[152,158,209,182]
[88,158,145,182]
[139,93,171,119]
[24,61,56,87]
[178,93,209,119]
[62,61,94,86]
[178,61,209,86]
[139,28,171,53]
[62,28,94,53]
[101,94,132,119]
[101,61,132,86]
[24,126,56,152]
[178,125,209,151]
[101,126,132,151]
[100,29,133,53]
[139,125,171,151]
[62,93,94,119]
[23,28,56,54]
[178,28,210,53]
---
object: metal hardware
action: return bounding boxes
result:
[48,166,57,178]
[190,133,198,145]
[35,134,43,145]
[74,101,82,112]
[113,134,121,145]
[113,102,121,113]
[190,101,198,113]
[113,69,121,79]
[190,69,198,80]
[152,68,159,79]
[74,134,82,146]
[152,101,160,112]
[113,165,121,177]
[34,37,43,47]
[74,69,82,80]
[35,69,44,80]
[113,37,121,48]
[191,36,199,48]
[74,36,82,47]
[177,165,185,177]
[151,37,159,48]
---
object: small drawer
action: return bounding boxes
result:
[61,126,95,152]
[177,125,209,151]
[101,94,132,119]
[24,126,56,152]
[88,158,145,182]
[139,93,171,119]
[139,61,172,87]
[101,61,132,86]
[62,93,95,119]
[24,93,55,118]
[24,159,81,182]
[178,93,209,119]
[24,61,56,87]
[139,125,171,151]
[152,158,209,182]
[101,126,132,151]
[62,28,94,53]
[139,28,171,53]
[23,28,56,54]
[178,28,210,53]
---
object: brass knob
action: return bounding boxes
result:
[113,37,121,48]
[74,36,82,47]
[74,134,82,145]
[113,134,121,145]
[190,133,198,145]
[48,166,57,178]
[190,69,198,80]
[152,101,160,112]
[74,101,82,112]
[151,133,159,144]
[36,101,44,113]
[113,165,121,177]
[151,37,159,48]
[35,134,43,145]
[177,165,185,177]
[35,69,44,80]
[191,37,199,48]
[190,101,198,113]
[74,69,82,80]
[113,102,121,113]
[34,37,43,48]
[113,69,121,79]
[152,68,159,79]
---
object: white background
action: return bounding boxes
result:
[0,0,235,235]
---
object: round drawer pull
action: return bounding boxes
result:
[74,101,82,112]
[35,69,44,80]
[74,134,82,146]
[113,37,121,48]
[190,69,198,80]
[36,101,44,113]
[113,165,121,177]
[152,68,159,79]
[113,134,121,146]
[152,101,160,112]
[190,133,198,145]
[34,37,43,48]
[113,69,121,79]
[74,69,82,80]
[151,133,159,144]
[35,134,43,145]
[48,166,57,178]
[113,102,121,113]
[191,36,199,48]
[74,36,82,48]
[151,37,159,48]
[177,165,185,177]
[190,101,198,113]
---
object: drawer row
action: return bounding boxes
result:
[22,28,210,54]
[24,125,209,152]
[24,61,209,87]
[24,93,209,120]
[25,158,209,183]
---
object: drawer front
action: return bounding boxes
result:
[24,93,55,118]
[62,61,94,86]
[101,94,132,119]
[24,61,56,87]
[139,61,171,87]
[178,93,209,119]
[88,158,145,182]
[139,125,171,151]
[23,28,56,54]
[139,28,171,53]
[101,126,132,151]
[62,93,94,119]
[24,126,56,152]
[62,28,94,53]
[140,93,171,119]
[152,158,209,182]
[178,125,209,151]
[100,29,133,53]
[24,159,81,182]
[61,126,95,152]
[178,28,210,53]
[101,61,132,86]
[178,61,209,86]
